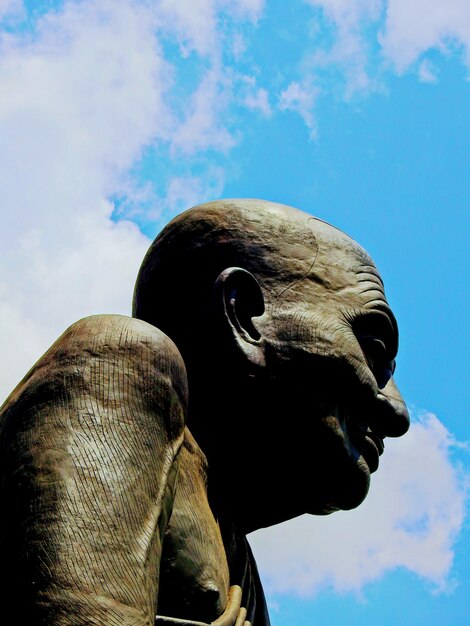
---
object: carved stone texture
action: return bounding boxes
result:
[0,199,409,625]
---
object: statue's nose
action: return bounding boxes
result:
[377,377,410,437]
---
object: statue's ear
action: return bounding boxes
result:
[213,267,265,367]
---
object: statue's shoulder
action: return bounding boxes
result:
[51,313,186,371]
[0,314,188,426]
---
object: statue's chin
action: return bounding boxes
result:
[305,453,371,517]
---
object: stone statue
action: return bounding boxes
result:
[0,199,409,625]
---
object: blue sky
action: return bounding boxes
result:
[0,1,468,624]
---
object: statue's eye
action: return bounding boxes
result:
[351,309,398,389]
[359,336,395,389]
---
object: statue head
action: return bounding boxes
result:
[133,199,409,533]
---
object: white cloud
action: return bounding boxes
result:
[157,0,219,58]
[380,0,470,73]
[0,0,24,22]
[158,0,266,155]
[308,0,470,78]
[250,413,467,596]
[170,67,235,155]
[305,0,382,94]
[276,0,470,134]
[225,0,265,23]
[0,0,264,402]
[418,58,438,84]
[0,0,163,400]
[274,1,382,136]
[157,0,264,58]
[243,86,272,116]
[235,74,272,116]
[279,80,318,138]
[163,170,225,217]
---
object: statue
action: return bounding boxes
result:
[0,199,409,625]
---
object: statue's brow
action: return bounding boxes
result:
[364,298,390,312]
[356,265,384,287]
[357,276,383,288]
[359,286,386,297]
[357,279,385,297]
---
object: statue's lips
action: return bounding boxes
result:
[349,425,384,474]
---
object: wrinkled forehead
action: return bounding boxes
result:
[265,213,389,312]
[311,220,382,288]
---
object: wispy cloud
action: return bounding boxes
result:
[0,0,24,22]
[242,78,272,116]
[250,413,467,595]
[380,0,470,73]
[274,0,470,134]
[163,170,225,216]
[311,0,470,76]
[170,67,236,155]
[279,80,318,138]
[0,0,265,401]
[418,58,438,84]
[306,0,382,94]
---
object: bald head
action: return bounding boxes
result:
[133,199,379,344]
[133,199,408,531]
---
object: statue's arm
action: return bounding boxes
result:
[0,314,187,626]
[157,428,230,623]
